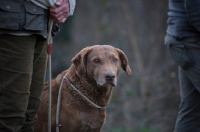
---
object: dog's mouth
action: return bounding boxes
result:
[97,83,116,88]
[95,76,117,88]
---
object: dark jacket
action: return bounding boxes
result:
[0,0,48,37]
[167,0,200,37]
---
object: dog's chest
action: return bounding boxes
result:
[79,109,106,129]
[59,104,106,132]
[78,109,106,131]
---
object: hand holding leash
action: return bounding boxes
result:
[50,0,70,23]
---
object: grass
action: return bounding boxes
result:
[108,127,159,132]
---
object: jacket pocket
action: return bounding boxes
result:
[24,3,45,31]
[168,45,194,70]
[0,2,20,30]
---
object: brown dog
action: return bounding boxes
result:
[34,45,132,132]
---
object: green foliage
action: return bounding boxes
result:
[126,91,135,97]
[108,127,159,132]
[100,0,108,8]
[98,23,112,36]
[109,127,124,132]
[138,127,159,132]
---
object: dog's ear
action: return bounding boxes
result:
[116,48,132,75]
[71,47,91,77]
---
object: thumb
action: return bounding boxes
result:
[56,0,63,6]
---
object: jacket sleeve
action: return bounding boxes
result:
[30,0,56,9]
[69,0,76,16]
[183,0,200,31]
[30,0,76,15]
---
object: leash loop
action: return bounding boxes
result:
[56,73,68,132]
[64,78,104,109]
[55,72,105,132]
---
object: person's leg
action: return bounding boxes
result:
[165,35,200,132]
[175,67,200,132]
[21,36,47,132]
[0,34,36,132]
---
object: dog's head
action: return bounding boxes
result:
[72,45,132,88]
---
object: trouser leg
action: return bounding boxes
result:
[0,35,36,132]
[21,36,47,132]
[165,35,200,132]
[175,46,200,132]
[175,67,200,132]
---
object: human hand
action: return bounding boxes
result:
[49,0,70,23]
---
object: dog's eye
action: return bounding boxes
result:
[113,58,118,62]
[93,59,100,64]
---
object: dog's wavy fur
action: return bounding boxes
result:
[34,45,132,132]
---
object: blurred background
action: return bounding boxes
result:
[50,0,180,132]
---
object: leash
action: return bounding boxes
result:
[64,78,104,109]
[55,72,104,132]
[47,17,54,132]
[55,72,68,132]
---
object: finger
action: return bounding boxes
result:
[50,11,69,20]
[56,0,63,6]
[50,12,63,20]
[57,14,68,23]
[56,15,68,23]
[61,18,67,23]
[50,2,69,14]
[50,12,69,23]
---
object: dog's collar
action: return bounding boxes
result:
[56,72,104,130]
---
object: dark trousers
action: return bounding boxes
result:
[165,35,200,132]
[0,34,47,132]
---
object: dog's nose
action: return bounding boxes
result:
[105,72,115,81]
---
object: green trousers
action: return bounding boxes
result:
[0,34,47,132]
